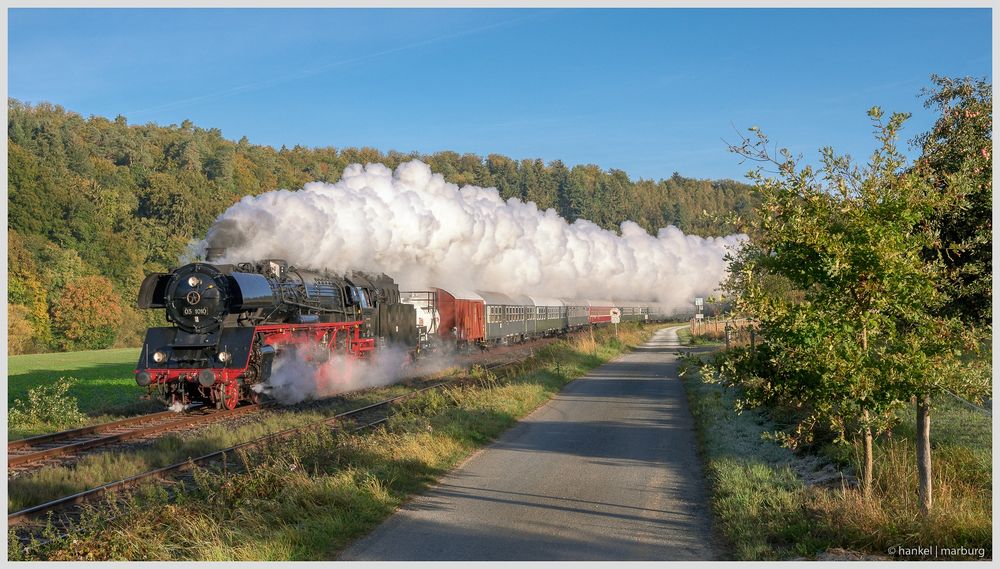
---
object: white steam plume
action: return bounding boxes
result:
[256,345,451,405]
[193,160,745,311]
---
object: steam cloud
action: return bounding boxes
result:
[255,345,448,405]
[193,160,745,311]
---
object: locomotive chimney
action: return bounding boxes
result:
[205,247,226,263]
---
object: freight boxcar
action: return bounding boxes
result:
[435,288,485,343]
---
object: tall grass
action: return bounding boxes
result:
[810,396,991,557]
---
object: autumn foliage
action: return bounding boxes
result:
[51,275,124,350]
[8,304,35,355]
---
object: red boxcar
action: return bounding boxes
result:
[435,288,485,343]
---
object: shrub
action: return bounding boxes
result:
[9,377,87,429]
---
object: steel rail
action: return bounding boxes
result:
[8,410,185,451]
[8,405,260,468]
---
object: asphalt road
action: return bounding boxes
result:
[339,325,718,561]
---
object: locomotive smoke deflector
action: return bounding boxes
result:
[137,262,278,333]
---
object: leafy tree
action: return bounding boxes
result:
[914,75,992,325]
[51,275,124,351]
[8,229,52,350]
[720,108,990,508]
[8,304,35,355]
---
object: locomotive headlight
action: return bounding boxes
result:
[153,351,168,363]
[187,276,202,287]
[218,351,232,363]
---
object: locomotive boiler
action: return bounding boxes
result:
[135,257,417,409]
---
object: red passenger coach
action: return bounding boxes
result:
[587,300,615,324]
[434,288,485,343]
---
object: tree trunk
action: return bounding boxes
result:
[916,393,933,515]
[859,325,873,498]
[862,424,874,498]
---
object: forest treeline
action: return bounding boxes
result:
[8,99,756,354]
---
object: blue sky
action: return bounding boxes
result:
[8,8,992,182]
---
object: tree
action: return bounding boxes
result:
[914,75,992,325]
[51,275,124,351]
[911,75,992,513]
[8,304,35,355]
[8,229,52,349]
[720,108,990,508]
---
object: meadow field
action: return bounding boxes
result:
[8,348,157,439]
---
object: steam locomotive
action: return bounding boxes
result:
[135,256,416,409]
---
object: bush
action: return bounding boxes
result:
[9,377,87,430]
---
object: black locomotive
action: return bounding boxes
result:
[135,256,417,409]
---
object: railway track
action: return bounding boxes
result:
[9,361,513,534]
[8,405,262,472]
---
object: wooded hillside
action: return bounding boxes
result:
[8,99,757,353]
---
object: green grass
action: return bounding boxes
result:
[679,347,992,561]
[7,348,155,440]
[8,348,143,410]
[678,352,826,559]
[810,394,992,558]
[9,323,661,561]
